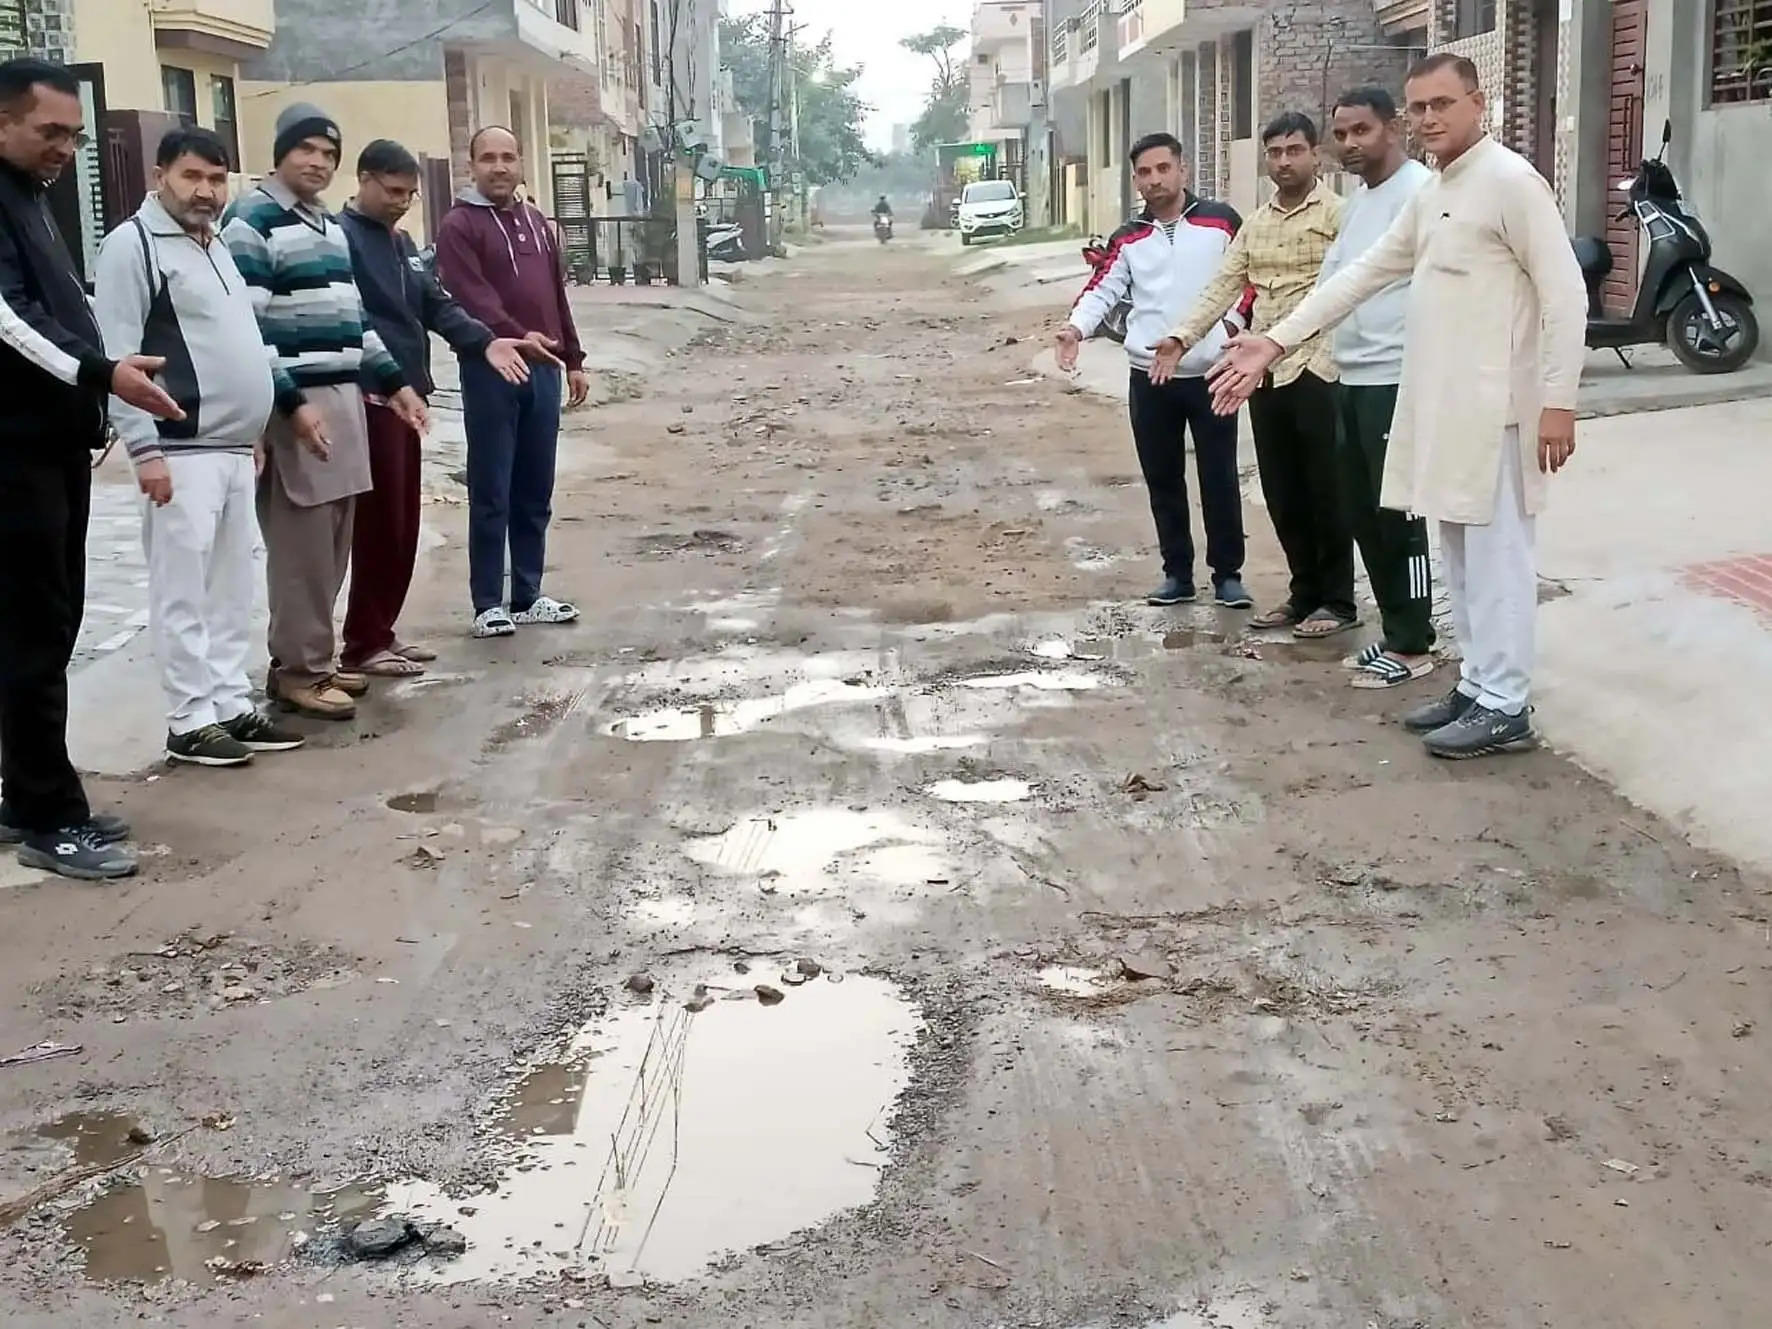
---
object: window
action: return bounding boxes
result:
[1711,0,1772,104]
[161,65,197,124]
[962,180,1017,203]
[210,75,238,169]
[1231,29,1253,140]
[555,0,579,29]
[1454,0,1497,39]
[649,0,662,85]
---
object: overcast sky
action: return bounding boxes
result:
[728,0,973,151]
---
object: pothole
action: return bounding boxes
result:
[1035,965,1118,996]
[36,933,357,1023]
[684,809,946,895]
[957,670,1103,692]
[387,790,440,813]
[924,778,1034,804]
[387,974,920,1285]
[1162,628,1227,650]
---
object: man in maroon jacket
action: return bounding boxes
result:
[434,126,589,638]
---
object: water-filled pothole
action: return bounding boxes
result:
[684,809,945,895]
[387,790,440,813]
[388,974,919,1284]
[605,678,889,742]
[925,778,1034,804]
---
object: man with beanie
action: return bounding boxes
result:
[338,138,554,678]
[222,103,428,720]
[435,126,588,639]
[0,57,184,880]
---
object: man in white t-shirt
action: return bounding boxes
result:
[1321,86,1435,690]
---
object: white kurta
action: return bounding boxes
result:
[1266,137,1587,524]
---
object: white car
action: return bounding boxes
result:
[957,180,1024,245]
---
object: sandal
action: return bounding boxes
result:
[511,595,580,626]
[473,607,517,639]
[1350,652,1436,690]
[1293,609,1360,639]
[393,642,437,663]
[1342,641,1387,671]
[1249,604,1303,631]
[356,649,426,677]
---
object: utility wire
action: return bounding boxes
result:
[244,0,504,98]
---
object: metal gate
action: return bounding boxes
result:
[551,151,594,281]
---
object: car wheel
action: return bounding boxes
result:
[960,233,971,246]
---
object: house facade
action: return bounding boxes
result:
[967,1,1058,226]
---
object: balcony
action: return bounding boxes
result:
[147,0,273,57]
[1120,1,1262,60]
[973,0,1037,52]
[510,0,599,73]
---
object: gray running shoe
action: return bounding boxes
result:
[1401,686,1476,734]
[1422,703,1538,759]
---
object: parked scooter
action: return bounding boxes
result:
[874,215,893,244]
[1080,235,1130,344]
[706,222,746,263]
[1573,119,1758,373]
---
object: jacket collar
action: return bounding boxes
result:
[134,192,214,241]
[0,158,46,195]
[1439,134,1494,181]
[258,173,328,221]
[1265,178,1334,219]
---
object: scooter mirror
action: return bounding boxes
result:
[1662,119,1672,146]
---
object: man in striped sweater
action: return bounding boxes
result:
[222,103,427,720]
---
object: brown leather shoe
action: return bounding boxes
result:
[273,678,356,720]
[328,671,370,698]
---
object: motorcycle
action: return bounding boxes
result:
[1080,235,1130,344]
[874,215,893,244]
[1573,119,1758,373]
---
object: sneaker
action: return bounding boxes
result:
[511,595,580,625]
[272,677,357,721]
[1400,686,1476,734]
[166,724,254,767]
[0,810,129,846]
[1214,576,1254,609]
[1146,578,1197,607]
[17,824,138,881]
[472,607,517,638]
[1422,703,1538,759]
[224,711,306,753]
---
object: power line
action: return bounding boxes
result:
[244,0,504,99]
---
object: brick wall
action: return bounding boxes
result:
[1198,40,1220,198]
[444,48,472,189]
[1258,0,1410,131]
[14,0,72,63]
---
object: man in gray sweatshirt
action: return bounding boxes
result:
[1320,87,1436,689]
[94,127,306,766]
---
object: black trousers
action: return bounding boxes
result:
[1246,370,1356,620]
[1126,370,1244,588]
[0,449,92,833]
[1338,383,1435,655]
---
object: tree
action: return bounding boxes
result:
[719,15,875,185]
[902,24,970,151]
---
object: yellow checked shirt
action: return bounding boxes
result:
[1172,180,1344,387]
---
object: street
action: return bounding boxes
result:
[4,229,1771,1329]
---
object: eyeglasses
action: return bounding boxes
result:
[37,123,90,150]
[1405,93,1475,119]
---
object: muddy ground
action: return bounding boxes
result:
[3,231,1769,1329]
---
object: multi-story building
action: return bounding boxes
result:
[239,0,600,238]
[550,0,649,216]
[967,0,1056,225]
[1051,1,1414,234]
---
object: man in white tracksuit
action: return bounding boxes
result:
[94,126,307,768]
[1205,54,1586,759]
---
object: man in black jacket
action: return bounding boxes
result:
[337,138,554,677]
[0,58,183,880]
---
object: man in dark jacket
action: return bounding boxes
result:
[434,126,588,640]
[337,138,551,677]
[0,58,183,880]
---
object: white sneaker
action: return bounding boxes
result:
[511,595,579,625]
[472,607,516,638]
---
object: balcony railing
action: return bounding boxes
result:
[1051,27,1068,65]
[521,0,580,30]
[1079,0,1101,53]
[1118,0,1144,50]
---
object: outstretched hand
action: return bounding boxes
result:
[1055,325,1082,373]
[1148,336,1187,385]
[1205,333,1285,415]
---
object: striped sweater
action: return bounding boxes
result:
[220,176,404,415]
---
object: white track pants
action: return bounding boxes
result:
[142,451,262,735]
[1440,428,1537,717]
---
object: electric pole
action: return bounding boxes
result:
[765,0,787,250]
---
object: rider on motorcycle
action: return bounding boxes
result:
[872,196,893,220]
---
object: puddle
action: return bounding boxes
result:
[605,678,889,742]
[387,790,440,814]
[1162,628,1227,650]
[958,670,1102,692]
[46,1112,382,1285]
[925,778,1034,804]
[861,733,987,754]
[684,809,944,894]
[1036,965,1116,996]
[389,975,919,1284]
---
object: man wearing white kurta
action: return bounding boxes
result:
[1205,53,1587,759]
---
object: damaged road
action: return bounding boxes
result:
[2,231,1770,1329]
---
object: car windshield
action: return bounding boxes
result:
[963,181,1016,203]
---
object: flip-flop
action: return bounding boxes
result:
[1249,604,1303,630]
[1350,653,1436,689]
[393,642,438,663]
[1293,610,1361,640]
[355,650,425,677]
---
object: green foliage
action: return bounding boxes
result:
[901,24,969,152]
[719,15,876,185]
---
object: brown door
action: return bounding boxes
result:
[1603,0,1647,316]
